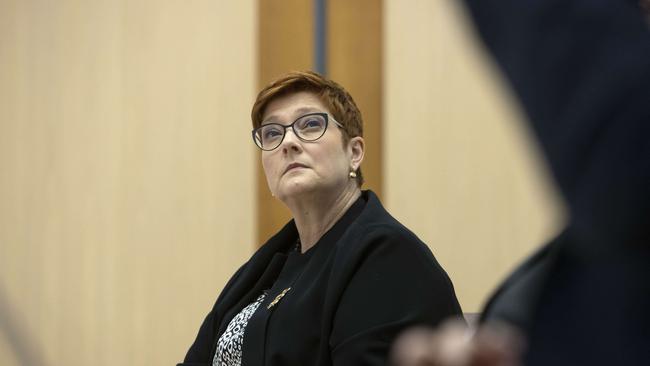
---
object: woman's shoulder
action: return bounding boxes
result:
[337,191,443,272]
[331,193,462,316]
[351,190,430,250]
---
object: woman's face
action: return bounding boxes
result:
[260,91,363,202]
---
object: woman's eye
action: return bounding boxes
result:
[264,128,282,139]
[303,119,323,128]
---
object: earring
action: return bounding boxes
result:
[349,171,357,179]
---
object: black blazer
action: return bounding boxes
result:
[179,191,462,366]
[464,0,650,364]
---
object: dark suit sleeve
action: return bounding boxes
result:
[463,0,650,253]
[329,227,462,365]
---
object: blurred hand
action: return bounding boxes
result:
[390,319,525,366]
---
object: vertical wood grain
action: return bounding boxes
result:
[0,1,257,364]
[328,0,383,197]
[256,0,313,244]
[384,0,565,311]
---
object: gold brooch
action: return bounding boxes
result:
[267,287,291,309]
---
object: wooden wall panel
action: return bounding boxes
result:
[256,0,313,243]
[329,0,383,197]
[384,0,565,311]
[0,1,257,365]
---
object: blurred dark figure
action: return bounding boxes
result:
[392,0,650,365]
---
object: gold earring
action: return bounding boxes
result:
[349,171,357,179]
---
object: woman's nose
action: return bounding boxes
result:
[281,128,302,153]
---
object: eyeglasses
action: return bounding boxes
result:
[252,112,343,151]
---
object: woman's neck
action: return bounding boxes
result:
[286,184,361,253]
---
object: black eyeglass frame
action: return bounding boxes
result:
[252,112,344,151]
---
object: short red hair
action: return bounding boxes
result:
[251,71,364,186]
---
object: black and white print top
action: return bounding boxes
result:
[213,293,267,366]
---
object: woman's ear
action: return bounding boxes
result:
[348,136,365,170]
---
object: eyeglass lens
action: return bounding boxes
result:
[255,114,327,150]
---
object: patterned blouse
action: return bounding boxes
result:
[213,293,267,366]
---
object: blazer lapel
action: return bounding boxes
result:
[209,221,297,359]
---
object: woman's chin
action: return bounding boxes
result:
[276,179,319,201]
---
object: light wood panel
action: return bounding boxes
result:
[384,0,566,311]
[0,1,256,365]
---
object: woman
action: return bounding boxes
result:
[178,71,462,366]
